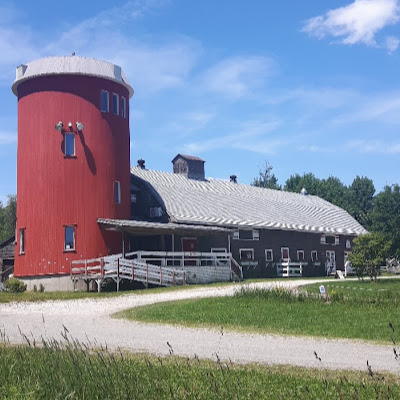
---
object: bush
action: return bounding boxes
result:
[4,277,27,293]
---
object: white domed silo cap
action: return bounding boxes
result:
[12,55,134,97]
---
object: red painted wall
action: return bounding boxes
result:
[14,75,131,276]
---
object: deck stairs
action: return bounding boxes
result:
[71,251,242,291]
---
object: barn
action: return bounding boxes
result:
[97,154,367,282]
[11,55,367,291]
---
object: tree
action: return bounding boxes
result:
[345,176,375,229]
[319,176,348,209]
[348,232,391,281]
[252,160,280,190]
[369,184,400,256]
[0,195,17,243]
[284,173,320,195]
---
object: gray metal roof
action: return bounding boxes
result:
[131,167,368,236]
[12,56,133,97]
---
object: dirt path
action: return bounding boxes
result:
[1,279,399,374]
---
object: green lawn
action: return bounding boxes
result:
[1,340,399,399]
[118,279,400,343]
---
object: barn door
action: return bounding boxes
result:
[182,237,197,266]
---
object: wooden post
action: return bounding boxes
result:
[100,258,104,278]
[172,270,175,286]
[117,258,120,292]
[183,270,186,285]
[85,260,88,277]
[146,263,149,287]
[132,261,135,281]
[160,265,162,284]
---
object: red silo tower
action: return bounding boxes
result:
[12,55,133,290]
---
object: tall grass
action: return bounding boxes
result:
[1,328,399,399]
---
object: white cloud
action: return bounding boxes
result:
[385,35,400,52]
[303,0,400,47]
[0,131,17,145]
[346,139,400,154]
[201,56,275,99]
[168,111,215,135]
[183,119,281,153]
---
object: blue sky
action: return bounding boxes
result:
[1,0,400,204]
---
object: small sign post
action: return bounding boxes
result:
[319,285,329,302]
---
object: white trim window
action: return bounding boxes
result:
[112,93,119,115]
[321,235,339,245]
[252,230,260,240]
[346,239,351,249]
[65,132,75,156]
[19,228,25,255]
[114,180,121,204]
[121,96,127,118]
[64,226,75,251]
[239,248,254,261]
[233,230,240,240]
[297,250,305,262]
[101,90,109,112]
[311,250,318,262]
[281,247,290,261]
[265,249,273,262]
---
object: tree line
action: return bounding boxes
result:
[253,161,400,258]
[0,195,16,244]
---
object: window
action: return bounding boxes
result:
[65,133,75,156]
[114,181,121,204]
[131,193,137,203]
[297,250,305,261]
[239,248,254,261]
[311,250,318,262]
[344,251,351,263]
[265,249,273,261]
[19,228,25,254]
[121,96,127,118]
[64,226,75,251]
[346,239,351,249]
[101,90,109,112]
[232,229,259,240]
[112,93,119,115]
[321,235,339,245]
[281,247,290,261]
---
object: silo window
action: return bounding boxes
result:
[19,228,25,255]
[112,93,119,115]
[101,90,109,112]
[121,97,126,118]
[65,133,75,156]
[114,181,121,204]
[64,226,75,251]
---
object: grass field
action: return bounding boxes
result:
[119,279,400,343]
[1,335,399,399]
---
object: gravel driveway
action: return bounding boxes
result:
[1,279,399,375]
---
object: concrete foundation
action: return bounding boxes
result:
[20,275,90,292]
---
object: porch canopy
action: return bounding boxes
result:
[97,218,232,236]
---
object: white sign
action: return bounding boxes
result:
[319,285,325,294]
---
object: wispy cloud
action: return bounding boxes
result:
[385,35,400,53]
[346,139,400,154]
[201,56,275,99]
[303,0,400,49]
[169,111,215,136]
[0,131,17,146]
[183,119,281,153]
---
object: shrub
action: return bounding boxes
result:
[39,283,45,293]
[4,277,27,293]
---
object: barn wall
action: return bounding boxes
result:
[15,75,130,277]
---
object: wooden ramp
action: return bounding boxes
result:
[71,251,242,291]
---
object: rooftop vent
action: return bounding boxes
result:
[300,187,308,196]
[172,154,205,180]
[16,64,27,80]
[137,159,145,169]
[230,175,237,183]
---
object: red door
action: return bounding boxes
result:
[182,237,197,266]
